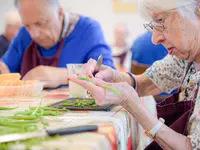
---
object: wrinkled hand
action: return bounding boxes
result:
[83,59,123,83]
[69,74,140,106]
[23,66,67,88]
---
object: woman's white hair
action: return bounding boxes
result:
[137,0,199,22]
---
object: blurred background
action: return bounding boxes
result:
[0,0,146,44]
[0,0,170,100]
[0,0,168,75]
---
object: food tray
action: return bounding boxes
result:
[0,82,44,97]
[50,98,115,111]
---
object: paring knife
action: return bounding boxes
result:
[0,125,98,143]
[93,55,103,75]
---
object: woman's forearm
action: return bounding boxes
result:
[135,74,161,97]
[113,72,133,84]
[121,98,192,150]
[115,72,161,96]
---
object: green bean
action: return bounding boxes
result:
[92,103,98,107]
[0,128,22,135]
[40,109,44,116]
[78,76,96,85]
[14,110,33,116]
[0,116,13,120]
[62,103,73,106]
[1,120,39,124]
[102,85,121,95]
[0,122,37,131]
[12,115,39,120]
[39,111,59,116]
[78,76,120,95]
[0,106,18,110]
[31,106,40,116]
[78,76,87,80]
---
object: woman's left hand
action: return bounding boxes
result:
[68,75,141,106]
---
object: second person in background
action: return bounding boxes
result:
[0,0,115,88]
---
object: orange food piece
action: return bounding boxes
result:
[0,73,39,86]
[0,74,42,97]
[0,73,21,81]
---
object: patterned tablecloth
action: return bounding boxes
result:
[0,87,133,150]
[0,87,157,150]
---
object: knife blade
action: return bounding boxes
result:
[0,125,98,143]
[93,55,103,75]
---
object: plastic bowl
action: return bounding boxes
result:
[0,82,44,97]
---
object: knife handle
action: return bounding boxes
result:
[46,125,98,136]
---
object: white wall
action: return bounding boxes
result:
[0,0,146,44]
[60,0,146,44]
[0,0,15,33]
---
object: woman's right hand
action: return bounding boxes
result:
[84,59,117,82]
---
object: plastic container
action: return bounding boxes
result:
[0,82,44,97]
[67,64,88,98]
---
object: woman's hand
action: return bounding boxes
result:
[83,59,116,82]
[83,59,133,85]
[68,74,141,106]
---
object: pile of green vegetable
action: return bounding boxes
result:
[0,106,68,149]
[62,99,98,107]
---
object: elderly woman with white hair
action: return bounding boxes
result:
[68,0,200,149]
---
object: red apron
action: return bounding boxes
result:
[20,40,65,77]
[145,63,196,150]
[19,13,79,77]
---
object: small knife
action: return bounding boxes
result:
[93,55,103,75]
[0,125,98,143]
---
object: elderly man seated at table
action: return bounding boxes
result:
[0,0,115,88]
[0,10,21,58]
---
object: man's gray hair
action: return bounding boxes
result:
[15,0,60,9]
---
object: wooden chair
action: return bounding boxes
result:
[131,61,170,101]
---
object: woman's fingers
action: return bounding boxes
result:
[91,77,112,87]
[69,75,103,97]
[83,59,97,76]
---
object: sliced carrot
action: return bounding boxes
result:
[0,73,21,81]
